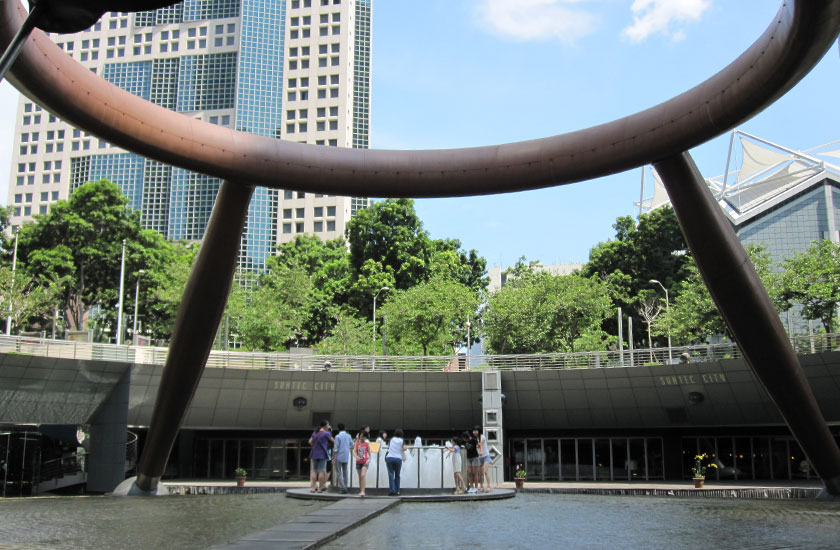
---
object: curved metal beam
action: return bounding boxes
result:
[1,1,838,198]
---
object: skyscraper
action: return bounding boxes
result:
[5,0,371,270]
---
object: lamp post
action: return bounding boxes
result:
[372,286,389,355]
[466,316,471,370]
[5,232,18,335]
[116,239,126,345]
[132,269,145,344]
[650,279,672,363]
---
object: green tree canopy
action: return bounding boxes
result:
[315,312,373,355]
[345,199,486,317]
[16,180,176,338]
[655,244,778,344]
[779,239,840,334]
[583,206,690,344]
[483,271,614,354]
[379,277,479,356]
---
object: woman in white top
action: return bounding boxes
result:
[384,428,407,495]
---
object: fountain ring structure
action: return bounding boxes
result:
[1,0,839,496]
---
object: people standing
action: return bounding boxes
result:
[385,428,406,496]
[445,435,466,494]
[308,420,334,493]
[474,425,492,493]
[333,422,353,494]
[353,430,371,497]
[464,430,479,493]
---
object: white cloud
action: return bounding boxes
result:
[477,0,599,43]
[622,0,711,43]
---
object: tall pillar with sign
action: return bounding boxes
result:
[481,371,504,486]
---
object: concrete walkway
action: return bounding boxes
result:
[215,497,399,550]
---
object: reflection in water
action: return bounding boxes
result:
[0,494,326,550]
[321,494,840,550]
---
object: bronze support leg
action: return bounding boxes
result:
[135,180,254,492]
[654,152,840,496]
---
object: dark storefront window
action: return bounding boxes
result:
[509,437,664,481]
[194,437,311,480]
[679,435,825,481]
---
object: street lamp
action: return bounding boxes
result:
[465,316,471,370]
[116,239,126,345]
[132,269,145,344]
[649,279,672,363]
[372,286,389,355]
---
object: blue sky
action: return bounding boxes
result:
[0,1,837,269]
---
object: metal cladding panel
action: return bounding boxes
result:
[501,354,840,430]
[0,353,129,425]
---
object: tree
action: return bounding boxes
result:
[270,235,353,342]
[0,206,13,267]
[635,290,662,361]
[779,239,840,334]
[144,241,198,340]
[379,277,479,356]
[656,244,778,344]
[483,272,614,354]
[15,180,177,339]
[345,199,487,317]
[583,206,690,344]
[0,265,57,333]
[229,263,315,351]
[315,313,372,355]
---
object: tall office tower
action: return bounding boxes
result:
[5,0,371,270]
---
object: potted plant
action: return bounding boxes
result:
[691,453,717,488]
[235,467,247,487]
[514,464,527,489]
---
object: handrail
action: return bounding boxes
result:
[2,332,837,372]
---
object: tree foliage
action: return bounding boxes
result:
[316,313,373,355]
[655,244,777,344]
[779,239,840,333]
[379,277,479,356]
[483,271,613,354]
[15,180,176,339]
[345,199,487,318]
[0,265,57,333]
[583,206,690,344]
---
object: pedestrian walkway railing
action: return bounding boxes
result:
[0,333,838,372]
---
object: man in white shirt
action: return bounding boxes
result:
[333,423,353,494]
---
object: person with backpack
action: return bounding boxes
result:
[353,430,371,497]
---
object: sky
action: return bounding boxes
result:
[0,0,837,269]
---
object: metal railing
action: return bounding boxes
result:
[1,332,838,372]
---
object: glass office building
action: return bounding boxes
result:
[6,0,372,271]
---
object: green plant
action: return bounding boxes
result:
[514,464,527,479]
[691,453,718,478]
[234,467,247,478]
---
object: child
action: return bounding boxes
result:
[353,430,371,497]
[445,436,466,494]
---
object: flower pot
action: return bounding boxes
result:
[692,477,704,489]
[514,478,525,489]
[236,476,246,487]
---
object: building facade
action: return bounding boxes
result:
[5,0,372,270]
